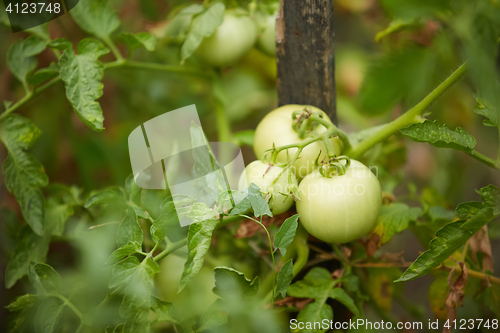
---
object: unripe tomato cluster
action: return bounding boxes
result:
[194,11,277,67]
[239,105,382,244]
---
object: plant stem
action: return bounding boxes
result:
[103,37,124,61]
[347,63,468,159]
[242,214,276,308]
[105,60,215,78]
[469,150,500,169]
[0,76,61,121]
[153,238,187,262]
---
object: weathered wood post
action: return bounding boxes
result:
[276,0,336,122]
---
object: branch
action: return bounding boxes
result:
[347,63,468,159]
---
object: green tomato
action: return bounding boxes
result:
[194,13,257,68]
[256,13,276,56]
[238,160,296,215]
[296,160,382,243]
[253,105,343,179]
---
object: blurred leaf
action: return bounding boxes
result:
[177,202,218,225]
[374,203,421,244]
[233,130,255,147]
[179,218,218,292]
[397,185,500,282]
[109,256,160,332]
[5,227,50,289]
[107,242,141,265]
[400,120,476,153]
[84,188,126,208]
[32,263,62,295]
[150,297,179,324]
[429,273,449,320]
[6,294,37,312]
[163,4,204,42]
[151,200,179,243]
[181,2,225,63]
[213,267,260,300]
[273,214,299,255]
[276,259,293,298]
[248,183,272,218]
[428,206,455,223]
[58,38,110,131]
[198,299,228,332]
[116,207,143,248]
[288,267,359,330]
[366,268,401,312]
[474,95,500,127]
[44,198,74,237]
[7,35,47,88]
[483,284,500,317]
[358,47,436,115]
[28,62,59,86]
[375,17,419,42]
[119,32,157,52]
[0,115,48,235]
[34,297,64,333]
[380,0,451,20]
[70,0,120,39]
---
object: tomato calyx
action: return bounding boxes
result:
[316,155,352,178]
[291,107,325,139]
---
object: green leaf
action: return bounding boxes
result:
[287,267,359,329]
[107,242,141,265]
[32,263,62,295]
[297,302,333,333]
[28,62,59,86]
[179,218,218,292]
[5,227,50,289]
[273,214,299,255]
[70,0,120,39]
[276,259,294,298]
[44,198,74,236]
[116,207,143,248]
[34,297,64,333]
[120,32,157,52]
[212,267,260,300]
[248,183,272,218]
[84,188,126,208]
[328,288,360,316]
[0,115,48,235]
[396,185,500,282]
[58,38,110,131]
[373,203,421,244]
[400,120,476,153]
[233,130,255,147]
[474,95,500,127]
[6,294,37,312]
[181,2,225,63]
[7,35,47,88]
[229,196,251,215]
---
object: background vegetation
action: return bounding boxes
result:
[0,0,499,332]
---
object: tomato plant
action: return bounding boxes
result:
[1,0,500,333]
